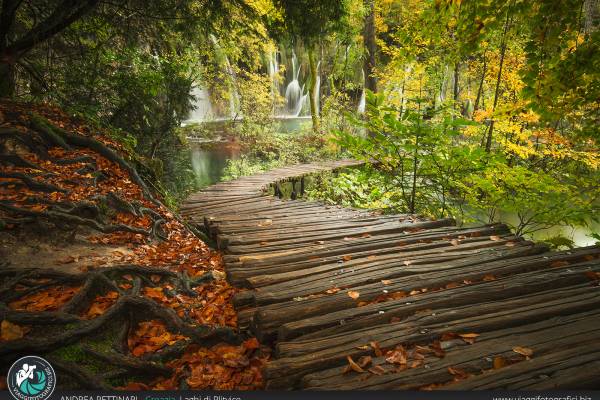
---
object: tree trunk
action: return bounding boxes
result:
[308,49,320,134]
[452,61,460,134]
[584,0,600,34]
[485,8,512,153]
[473,52,487,115]
[0,62,15,98]
[363,0,377,93]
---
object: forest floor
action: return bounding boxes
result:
[0,100,269,390]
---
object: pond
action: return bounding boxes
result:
[190,140,241,187]
[187,116,312,188]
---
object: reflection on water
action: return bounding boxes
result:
[464,211,599,248]
[190,141,241,187]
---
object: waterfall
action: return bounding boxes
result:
[187,86,214,122]
[358,69,366,114]
[358,89,366,114]
[283,51,308,117]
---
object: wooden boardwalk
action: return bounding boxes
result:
[181,160,600,390]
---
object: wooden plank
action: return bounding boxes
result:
[264,282,600,388]
[278,254,600,341]
[302,308,600,389]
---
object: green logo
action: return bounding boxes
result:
[7,356,56,400]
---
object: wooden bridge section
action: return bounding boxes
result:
[181,160,600,390]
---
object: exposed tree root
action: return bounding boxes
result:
[0,172,67,193]
[29,115,157,205]
[0,265,241,389]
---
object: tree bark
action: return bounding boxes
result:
[473,52,487,115]
[485,7,512,153]
[0,62,15,98]
[584,0,600,34]
[363,0,377,94]
[308,49,320,133]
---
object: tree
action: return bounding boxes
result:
[273,0,349,132]
[363,0,377,93]
[0,0,100,97]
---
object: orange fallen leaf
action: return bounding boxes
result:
[369,365,386,375]
[381,280,392,285]
[1,320,28,341]
[244,338,260,350]
[370,341,383,357]
[493,356,506,369]
[459,333,480,344]
[342,255,352,262]
[347,291,360,300]
[346,355,365,373]
[550,260,569,268]
[489,235,501,241]
[513,346,533,357]
[448,366,469,379]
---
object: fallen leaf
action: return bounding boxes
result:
[357,355,372,368]
[381,280,392,285]
[370,341,383,357]
[489,235,501,241]
[368,365,386,375]
[550,260,569,268]
[243,338,260,350]
[347,291,360,300]
[342,255,352,262]
[1,320,27,341]
[459,333,480,344]
[493,356,506,369]
[450,239,459,246]
[512,346,533,357]
[346,356,365,373]
[448,366,469,379]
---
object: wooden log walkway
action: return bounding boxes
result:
[181,160,600,390]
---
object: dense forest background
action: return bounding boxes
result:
[1,0,599,245]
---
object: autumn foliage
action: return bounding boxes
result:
[0,100,268,389]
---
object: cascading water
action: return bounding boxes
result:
[283,52,308,117]
[358,89,366,114]
[358,69,366,114]
[187,86,214,122]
